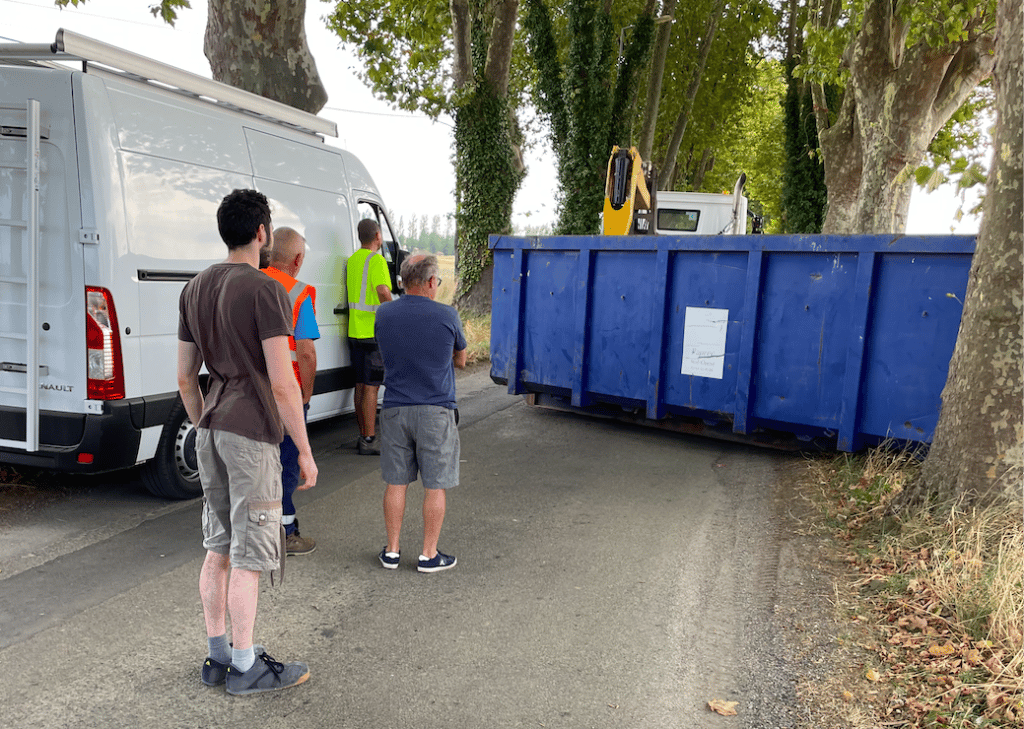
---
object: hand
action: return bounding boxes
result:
[296,451,318,491]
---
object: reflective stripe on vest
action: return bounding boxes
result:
[350,251,381,313]
[262,267,315,386]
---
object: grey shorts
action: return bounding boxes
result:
[196,428,283,573]
[380,405,460,490]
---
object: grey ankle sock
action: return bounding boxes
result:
[207,634,231,663]
[232,646,256,672]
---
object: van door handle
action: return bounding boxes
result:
[333,303,348,315]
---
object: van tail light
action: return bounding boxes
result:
[86,287,125,400]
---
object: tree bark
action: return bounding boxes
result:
[902,0,1023,508]
[814,0,995,233]
[659,0,725,186]
[204,0,327,114]
[451,1,522,317]
[638,0,679,160]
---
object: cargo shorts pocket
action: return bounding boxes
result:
[244,499,283,568]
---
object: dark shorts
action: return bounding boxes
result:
[380,405,459,490]
[349,337,384,386]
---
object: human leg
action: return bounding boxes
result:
[279,434,299,535]
[281,406,315,554]
[359,385,379,438]
[227,567,261,651]
[354,382,368,435]
[379,407,418,567]
[421,487,446,559]
[199,550,231,637]
[384,483,408,554]
[414,407,459,573]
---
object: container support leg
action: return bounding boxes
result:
[837,251,877,451]
[570,249,594,408]
[646,248,671,420]
[506,248,529,395]
[733,250,765,435]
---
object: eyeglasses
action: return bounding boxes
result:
[433,276,443,286]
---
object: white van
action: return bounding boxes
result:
[0,30,405,498]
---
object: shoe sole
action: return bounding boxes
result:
[226,669,310,696]
[418,558,457,573]
[286,546,316,556]
[379,559,399,569]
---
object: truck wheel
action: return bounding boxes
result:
[141,400,202,499]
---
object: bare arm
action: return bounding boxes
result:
[453,346,467,370]
[263,335,318,490]
[295,339,317,404]
[375,283,394,303]
[176,341,204,425]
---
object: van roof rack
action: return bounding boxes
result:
[0,29,338,138]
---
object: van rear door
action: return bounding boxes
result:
[0,67,86,449]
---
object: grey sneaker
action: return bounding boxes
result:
[201,644,265,687]
[357,435,380,456]
[225,650,310,695]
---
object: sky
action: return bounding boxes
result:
[1,0,984,236]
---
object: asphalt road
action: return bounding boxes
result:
[0,367,837,728]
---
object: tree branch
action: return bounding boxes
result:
[932,35,997,122]
[485,0,519,97]
[451,0,472,90]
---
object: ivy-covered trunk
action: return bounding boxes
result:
[205,0,327,113]
[900,0,1023,508]
[452,85,523,316]
[522,0,655,235]
[450,0,522,316]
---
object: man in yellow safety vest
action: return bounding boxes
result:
[346,219,393,455]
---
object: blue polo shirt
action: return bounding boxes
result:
[375,295,467,409]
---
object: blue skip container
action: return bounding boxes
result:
[489,234,975,451]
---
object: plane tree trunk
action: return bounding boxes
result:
[899,0,1023,508]
[204,0,328,114]
[811,0,995,233]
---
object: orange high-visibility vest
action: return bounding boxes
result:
[262,266,316,388]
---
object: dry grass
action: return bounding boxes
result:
[802,446,1024,727]
[427,254,489,366]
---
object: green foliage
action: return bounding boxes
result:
[397,214,456,255]
[56,0,192,26]
[645,0,781,196]
[779,61,829,234]
[327,0,453,117]
[522,0,655,234]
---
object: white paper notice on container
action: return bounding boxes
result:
[680,307,728,379]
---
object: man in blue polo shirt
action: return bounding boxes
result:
[374,253,466,573]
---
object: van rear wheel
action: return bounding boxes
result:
[141,399,202,499]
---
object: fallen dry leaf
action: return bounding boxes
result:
[928,642,957,657]
[866,668,882,682]
[708,699,739,716]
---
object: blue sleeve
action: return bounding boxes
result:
[293,296,320,340]
[451,307,467,351]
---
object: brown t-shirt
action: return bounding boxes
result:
[178,262,293,444]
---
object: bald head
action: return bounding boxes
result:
[270,226,306,275]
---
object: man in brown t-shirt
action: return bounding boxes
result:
[177,189,318,696]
